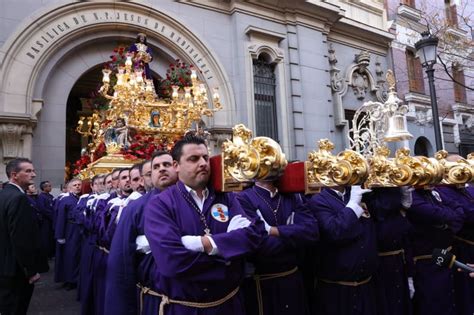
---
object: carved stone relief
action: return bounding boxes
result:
[0,124,26,161]
[327,44,388,126]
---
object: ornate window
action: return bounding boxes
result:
[453,65,467,103]
[406,50,425,94]
[253,56,278,141]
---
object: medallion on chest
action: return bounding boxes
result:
[211,203,229,223]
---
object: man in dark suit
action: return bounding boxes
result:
[0,158,43,315]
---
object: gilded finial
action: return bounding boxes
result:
[386,69,396,92]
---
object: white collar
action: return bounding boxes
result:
[184,184,209,212]
[8,182,25,194]
[255,183,279,198]
[331,189,346,199]
[184,184,209,199]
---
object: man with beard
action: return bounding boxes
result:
[105,153,178,315]
[93,168,132,315]
[54,178,82,290]
[0,158,42,315]
[144,135,266,315]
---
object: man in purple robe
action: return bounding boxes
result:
[105,152,178,315]
[54,178,82,290]
[145,135,266,315]
[363,187,414,315]
[141,160,153,192]
[236,178,318,315]
[75,175,104,307]
[93,168,132,315]
[37,181,55,258]
[305,185,377,315]
[407,187,464,315]
[436,182,474,315]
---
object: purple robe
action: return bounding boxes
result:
[37,192,55,258]
[306,188,378,315]
[144,181,266,315]
[363,188,413,315]
[93,195,125,315]
[105,189,160,315]
[236,185,318,315]
[74,193,96,304]
[129,43,153,79]
[54,193,81,284]
[78,192,112,315]
[407,188,465,315]
[436,186,474,315]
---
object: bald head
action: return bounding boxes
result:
[446,154,463,162]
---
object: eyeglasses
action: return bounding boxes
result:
[143,172,152,178]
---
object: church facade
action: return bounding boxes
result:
[0,0,426,185]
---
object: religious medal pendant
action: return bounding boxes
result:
[204,228,211,236]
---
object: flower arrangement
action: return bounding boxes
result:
[157,59,194,99]
[120,133,177,160]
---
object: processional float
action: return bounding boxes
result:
[75,50,222,178]
[215,70,474,192]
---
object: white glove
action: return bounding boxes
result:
[347,186,372,218]
[401,187,414,209]
[135,235,151,254]
[408,277,415,299]
[256,210,271,234]
[286,212,295,225]
[57,239,66,244]
[226,214,251,232]
[181,235,204,252]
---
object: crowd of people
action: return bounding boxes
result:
[1,134,473,315]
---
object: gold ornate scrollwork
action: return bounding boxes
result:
[435,150,473,185]
[365,146,397,188]
[307,139,368,187]
[222,124,287,182]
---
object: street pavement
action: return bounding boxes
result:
[28,261,80,314]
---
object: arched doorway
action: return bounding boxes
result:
[414,136,433,157]
[0,1,235,183]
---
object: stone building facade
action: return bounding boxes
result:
[386,0,474,156]
[0,0,394,185]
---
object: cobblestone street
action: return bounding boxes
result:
[28,261,80,315]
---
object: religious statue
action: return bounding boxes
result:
[104,118,130,148]
[129,32,153,79]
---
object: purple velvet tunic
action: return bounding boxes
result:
[236,185,318,315]
[436,186,474,315]
[105,189,160,315]
[144,181,266,315]
[74,193,97,306]
[78,192,112,315]
[407,188,465,315]
[306,188,378,315]
[36,192,55,258]
[93,195,125,315]
[54,193,81,284]
[363,187,414,315]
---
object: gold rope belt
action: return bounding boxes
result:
[454,236,474,246]
[319,276,372,287]
[378,249,405,264]
[136,283,239,315]
[413,246,452,264]
[253,266,298,315]
[96,245,109,254]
